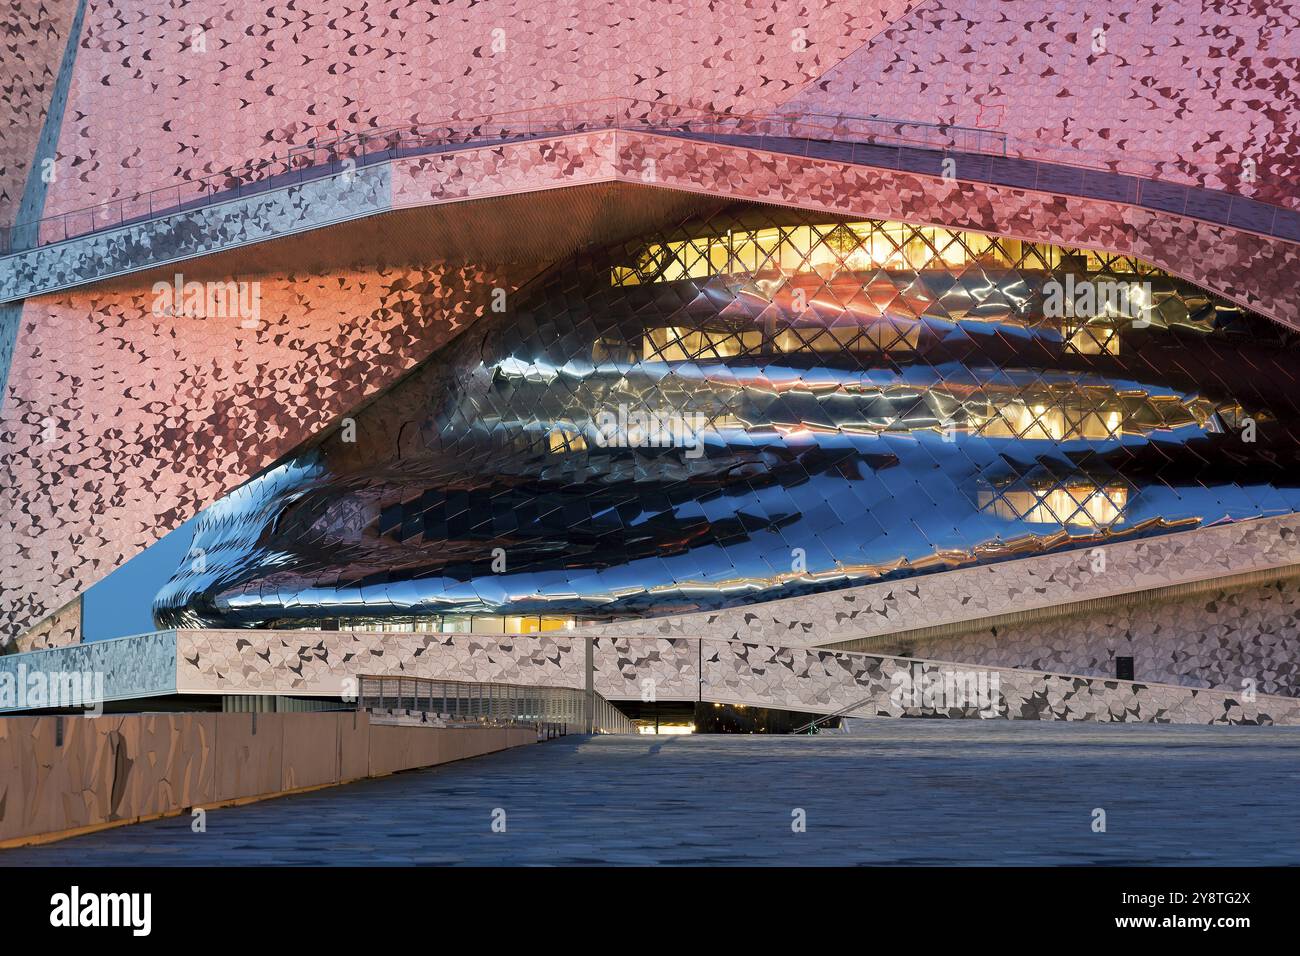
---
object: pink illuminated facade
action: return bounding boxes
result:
[1,0,1298,729]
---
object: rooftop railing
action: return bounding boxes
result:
[356,674,637,735]
[4,95,1295,258]
[1,97,1004,253]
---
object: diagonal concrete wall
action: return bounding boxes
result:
[8,623,1287,725]
[0,711,535,847]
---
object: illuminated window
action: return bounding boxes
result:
[611,221,1182,300]
[771,320,920,353]
[1064,319,1122,355]
[979,483,1128,528]
[508,616,574,633]
[592,337,637,363]
[973,388,1124,440]
[643,327,758,361]
[548,428,587,454]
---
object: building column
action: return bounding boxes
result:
[584,635,595,733]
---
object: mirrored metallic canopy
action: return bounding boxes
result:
[155,206,1300,629]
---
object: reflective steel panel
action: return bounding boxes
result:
[155,207,1300,628]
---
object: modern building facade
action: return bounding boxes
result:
[3,1,1300,724]
[156,210,1300,630]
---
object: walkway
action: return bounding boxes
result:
[3,722,1297,865]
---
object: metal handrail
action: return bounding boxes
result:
[2,96,1005,252]
[355,674,637,735]
[791,694,876,735]
[6,93,1290,258]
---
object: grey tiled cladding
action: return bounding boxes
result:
[594,514,1300,648]
[696,643,1300,725]
[152,206,1300,629]
[171,630,1300,725]
[3,626,1294,724]
[901,573,1300,699]
[0,301,20,411]
[0,630,176,711]
[0,165,390,303]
